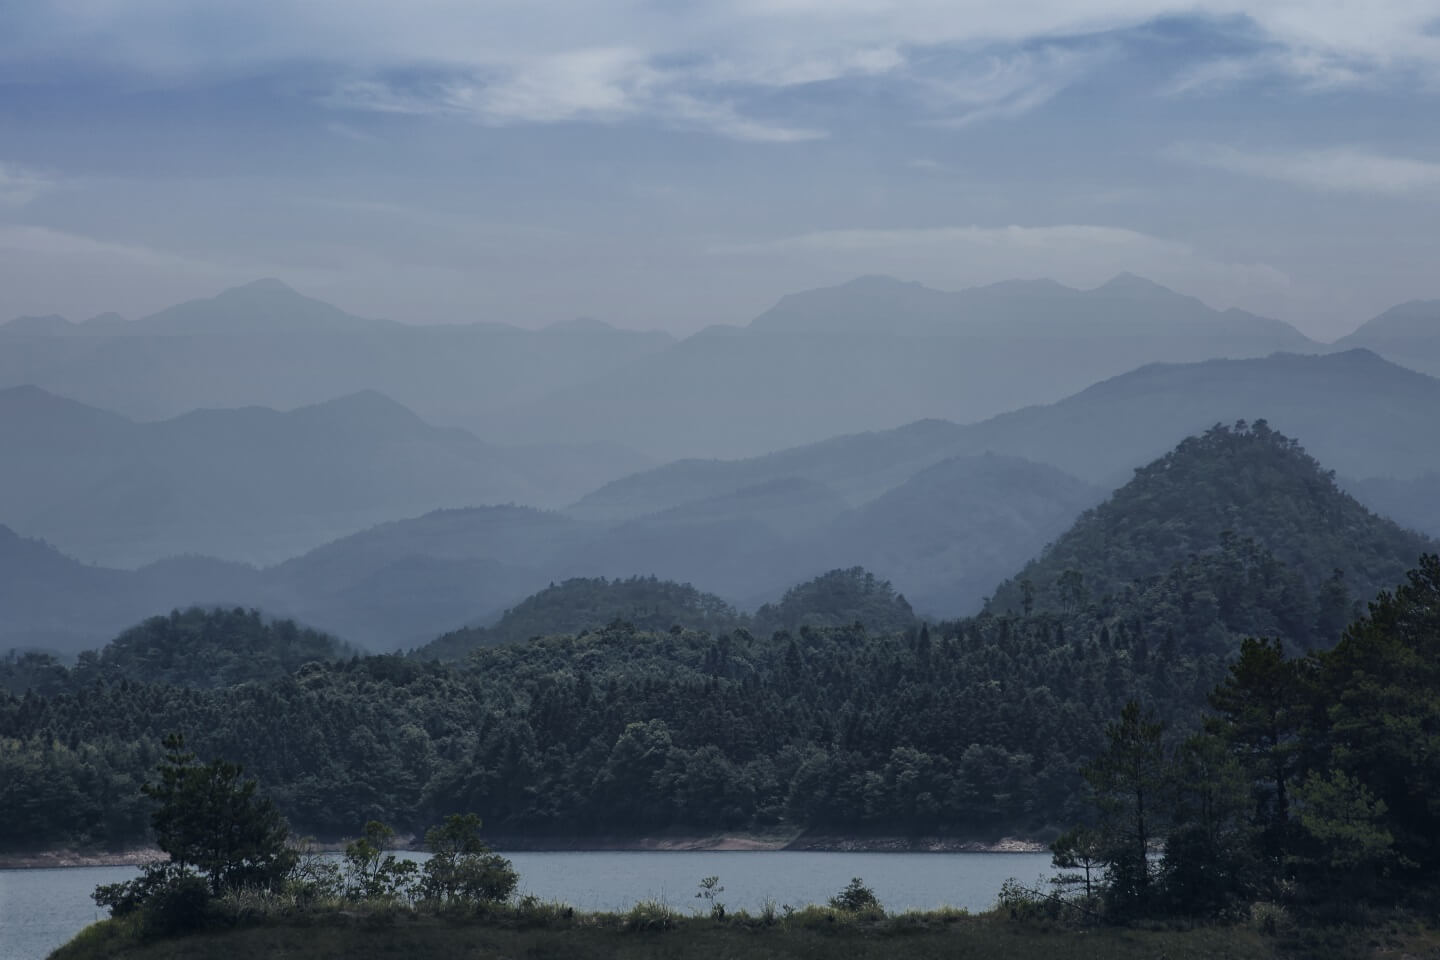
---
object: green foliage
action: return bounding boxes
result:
[1083,702,1167,913]
[828,878,882,915]
[989,422,1426,648]
[695,876,725,919]
[342,821,418,902]
[418,814,518,904]
[89,608,349,689]
[1056,554,1440,921]
[624,898,680,932]
[419,576,746,661]
[754,568,915,636]
[143,734,295,895]
[1050,827,1103,901]
[1292,770,1402,884]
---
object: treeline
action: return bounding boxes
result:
[1042,554,1440,922]
[0,541,1378,849]
[418,568,916,661]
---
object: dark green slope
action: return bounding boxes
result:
[986,422,1432,639]
[418,576,748,661]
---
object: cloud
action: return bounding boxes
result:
[917,43,1112,126]
[6,3,1438,141]
[712,222,1291,314]
[0,163,56,206]
[1170,143,1440,194]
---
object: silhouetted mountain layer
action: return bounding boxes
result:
[575,350,1440,522]
[0,387,648,566]
[0,279,674,429]
[1335,299,1440,378]
[753,273,1312,343]
[479,274,1321,458]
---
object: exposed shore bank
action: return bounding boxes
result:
[4,833,1045,869]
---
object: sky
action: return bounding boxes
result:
[1,2,1438,340]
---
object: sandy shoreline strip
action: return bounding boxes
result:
[0,834,1045,869]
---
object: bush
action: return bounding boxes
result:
[418,814,519,905]
[623,899,679,932]
[828,877,883,916]
[140,873,214,938]
[1250,901,1296,937]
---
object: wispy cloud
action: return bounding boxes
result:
[323,48,824,141]
[1170,143,1440,194]
[917,43,1112,127]
[9,3,1438,141]
[0,162,56,206]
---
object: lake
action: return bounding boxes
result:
[0,850,1054,960]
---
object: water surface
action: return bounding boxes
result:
[0,850,1053,960]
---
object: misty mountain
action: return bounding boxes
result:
[807,455,1103,614]
[986,422,1433,625]
[0,387,648,566]
[1,314,80,336]
[0,450,1098,654]
[479,273,1322,459]
[576,350,1440,523]
[958,349,1440,486]
[0,279,674,429]
[752,273,1313,344]
[1343,474,1440,540]
[1335,299,1440,378]
[0,507,577,657]
[122,278,402,335]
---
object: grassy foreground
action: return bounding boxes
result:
[51,908,1294,960]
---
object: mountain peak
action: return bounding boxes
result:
[545,316,616,334]
[1340,299,1440,346]
[2,313,76,335]
[986,421,1429,633]
[225,278,297,297]
[1091,272,1175,298]
[131,280,394,335]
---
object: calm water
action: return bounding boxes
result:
[0,851,1053,960]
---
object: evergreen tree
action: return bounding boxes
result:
[142,734,294,894]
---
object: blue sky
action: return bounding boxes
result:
[1,2,1438,338]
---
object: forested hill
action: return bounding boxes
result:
[417,576,748,661]
[418,568,915,661]
[987,421,1432,632]
[2,608,349,694]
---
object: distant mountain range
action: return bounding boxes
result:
[0,385,648,566]
[477,273,1334,458]
[1335,299,1440,378]
[8,274,1438,461]
[0,279,674,428]
[751,273,1313,344]
[577,349,1440,525]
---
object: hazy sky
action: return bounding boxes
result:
[1,2,1438,339]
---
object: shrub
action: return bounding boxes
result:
[624,899,679,932]
[695,875,726,919]
[139,872,213,938]
[1250,901,1296,936]
[418,814,519,905]
[828,877,883,916]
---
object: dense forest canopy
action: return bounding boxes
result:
[987,421,1431,632]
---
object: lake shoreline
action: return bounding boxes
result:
[0,834,1045,869]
